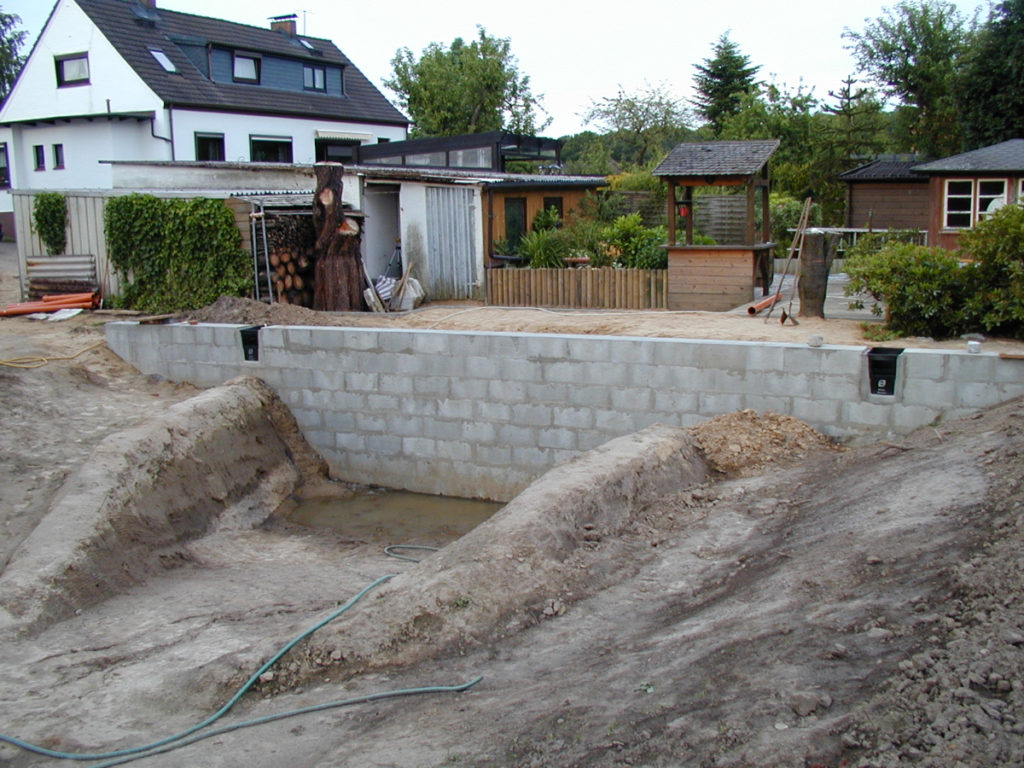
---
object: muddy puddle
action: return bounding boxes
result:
[287,489,503,545]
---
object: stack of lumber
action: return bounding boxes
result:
[270,246,315,307]
[1,292,100,317]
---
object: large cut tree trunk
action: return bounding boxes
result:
[313,164,365,312]
[798,231,837,319]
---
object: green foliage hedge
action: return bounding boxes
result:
[105,194,251,313]
[33,192,67,255]
[845,205,1024,339]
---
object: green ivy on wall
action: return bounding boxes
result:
[33,192,68,255]
[105,194,251,312]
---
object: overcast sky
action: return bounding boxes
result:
[8,0,989,137]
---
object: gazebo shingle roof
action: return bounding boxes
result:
[653,140,781,177]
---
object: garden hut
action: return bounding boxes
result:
[654,139,779,310]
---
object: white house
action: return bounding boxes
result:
[0,0,409,238]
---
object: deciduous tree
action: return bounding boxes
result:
[0,7,26,103]
[582,82,691,168]
[385,27,548,137]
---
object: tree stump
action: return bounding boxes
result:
[798,231,837,318]
[313,164,365,312]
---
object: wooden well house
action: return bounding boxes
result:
[654,140,780,310]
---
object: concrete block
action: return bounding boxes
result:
[310,368,346,390]
[447,333,495,358]
[891,405,943,432]
[498,424,537,446]
[956,381,1004,408]
[537,427,577,450]
[402,436,437,457]
[697,392,746,415]
[412,376,450,397]
[379,331,417,353]
[525,335,571,360]
[585,361,629,387]
[993,358,1024,384]
[902,350,947,380]
[476,401,512,422]
[762,372,810,397]
[387,415,424,437]
[462,421,497,443]
[324,411,357,431]
[210,325,245,347]
[407,331,451,356]
[810,375,861,402]
[379,374,415,396]
[344,371,379,392]
[475,444,512,467]
[462,356,501,379]
[902,378,957,408]
[743,344,787,372]
[355,413,388,433]
[697,342,751,372]
[653,390,699,413]
[512,403,553,427]
[552,406,594,430]
[303,430,335,451]
[500,357,544,381]
[428,420,465,442]
[366,434,403,456]
[284,327,313,347]
[648,365,701,389]
[945,353,996,384]
[790,397,840,425]
[606,338,655,365]
[781,347,828,376]
[652,340,701,367]
[438,398,475,420]
[400,398,437,417]
[488,334,530,358]
[817,348,867,377]
[842,400,895,428]
[489,379,526,402]
[435,440,474,461]
[511,445,554,468]
[590,408,638,435]
[334,329,380,352]
[525,381,571,404]
[543,361,581,384]
[611,387,653,411]
[567,384,611,409]
[450,378,489,399]
[366,394,401,412]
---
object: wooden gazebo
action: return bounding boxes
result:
[654,140,780,310]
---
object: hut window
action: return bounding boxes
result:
[944,180,974,229]
[977,179,1007,220]
[505,197,527,249]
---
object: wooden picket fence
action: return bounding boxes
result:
[486,267,668,309]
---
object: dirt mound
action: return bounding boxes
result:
[181,295,343,327]
[691,408,839,476]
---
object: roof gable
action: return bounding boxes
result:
[913,139,1024,174]
[70,0,407,125]
[653,140,781,178]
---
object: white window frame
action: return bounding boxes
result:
[233,53,260,84]
[303,64,326,91]
[977,178,1008,221]
[943,179,974,229]
[55,53,89,87]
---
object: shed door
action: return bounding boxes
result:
[426,186,476,300]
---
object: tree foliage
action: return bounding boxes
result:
[843,0,973,155]
[583,83,691,168]
[385,27,548,137]
[0,7,25,103]
[33,193,68,255]
[957,0,1024,149]
[692,32,761,135]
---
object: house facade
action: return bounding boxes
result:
[0,0,409,237]
[912,139,1024,250]
[838,156,930,232]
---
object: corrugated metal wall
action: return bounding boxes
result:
[425,185,477,300]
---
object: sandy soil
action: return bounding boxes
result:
[3,244,1024,766]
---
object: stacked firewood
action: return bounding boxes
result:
[266,215,316,307]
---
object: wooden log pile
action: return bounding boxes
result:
[266,214,316,308]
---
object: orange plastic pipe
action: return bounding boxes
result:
[747,293,782,316]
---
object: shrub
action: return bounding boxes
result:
[561,218,612,267]
[33,192,68,255]
[959,204,1024,338]
[518,228,567,268]
[603,213,667,269]
[844,240,977,339]
[769,194,821,257]
[531,205,561,232]
[106,194,251,312]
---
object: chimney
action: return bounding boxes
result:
[270,14,297,35]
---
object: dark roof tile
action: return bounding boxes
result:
[653,140,780,177]
[75,0,407,125]
[839,156,929,182]
[913,139,1024,174]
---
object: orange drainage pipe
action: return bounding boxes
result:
[747,293,782,316]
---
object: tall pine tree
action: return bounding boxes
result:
[691,33,760,136]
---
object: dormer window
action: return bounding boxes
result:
[56,53,89,86]
[303,64,325,91]
[233,53,260,83]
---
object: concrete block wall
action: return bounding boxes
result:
[106,322,1024,501]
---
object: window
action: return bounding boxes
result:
[977,179,1007,220]
[33,145,45,171]
[250,136,292,163]
[449,147,492,168]
[504,197,527,249]
[406,151,446,166]
[150,49,177,73]
[315,138,358,162]
[542,196,564,221]
[303,64,326,91]
[0,144,9,189]
[52,144,64,169]
[233,53,260,83]
[56,53,89,86]
[195,133,225,161]
[944,180,974,228]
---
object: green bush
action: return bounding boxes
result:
[531,205,562,232]
[106,194,251,312]
[33,192,68,255]
[562,218,613,267]
[770,194,821,257]
[844,240,977,339]
[603,213,667,269]
[518,228,567,268]
[959,204,1024,338]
